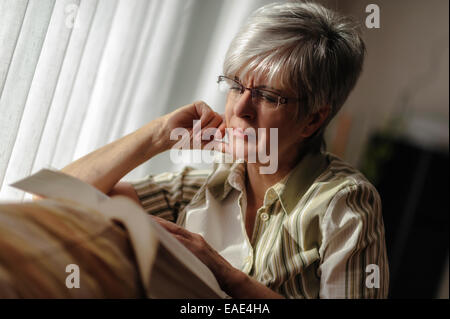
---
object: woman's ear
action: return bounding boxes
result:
[299,107,330,138]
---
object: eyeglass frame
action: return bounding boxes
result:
[217,75,300,107]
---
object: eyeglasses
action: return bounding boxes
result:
[217,75,296,109]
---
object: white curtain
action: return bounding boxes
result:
[0,0,277,201]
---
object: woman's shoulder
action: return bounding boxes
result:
[317,152,377,190]
[301,152,381,216]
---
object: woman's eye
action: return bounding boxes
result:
[230,84,242,92]
[260,92,278,103]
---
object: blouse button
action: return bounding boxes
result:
[260,212,269,221]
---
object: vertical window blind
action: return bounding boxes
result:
[0,0,272,201]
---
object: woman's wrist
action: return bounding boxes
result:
[138,115,172,160]
[216,265,248,296]
[215,262,285,299]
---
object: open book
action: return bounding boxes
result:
[11,169,228,299]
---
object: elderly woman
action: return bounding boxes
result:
[61,2,389,298]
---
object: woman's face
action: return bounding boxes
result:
[223,75,309,172]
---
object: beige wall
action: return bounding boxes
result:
[320,0,449,166]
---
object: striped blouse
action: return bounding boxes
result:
[131,151,389,298]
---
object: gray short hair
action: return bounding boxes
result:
[223,1,366,148]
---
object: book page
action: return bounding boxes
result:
[147,216,227,298]
[149,244,226,298]
[10,169,108,209]
[96,196,159,297]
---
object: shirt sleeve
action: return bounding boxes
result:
[129,167,210,223]
[318,182,390,299]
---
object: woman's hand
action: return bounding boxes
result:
[151,215,240,292]
[151,215,285,299]
[160,101,227,152]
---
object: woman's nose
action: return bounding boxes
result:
[233,89,256,120]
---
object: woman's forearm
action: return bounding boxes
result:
[209,255,285,299]
[59,101,224,195]
[61,116,169,195]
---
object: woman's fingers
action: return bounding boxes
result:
[152,216,220,270]
[204,113,228,153]
[217,116,226,138]
[153,217,193,249]
[205,112,223,131]
[194,102,223,129]
[190,102,226,149]
[151,216,205,256]
[152,216,191,238]
[195,102,214,124]
[199,110,222,133]
[201,113,223,144]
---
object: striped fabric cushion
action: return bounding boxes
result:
[132,167,211,223]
